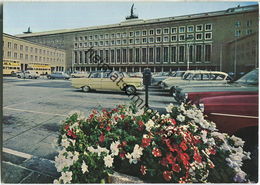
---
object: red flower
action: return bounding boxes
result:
[89,114,94,119]
[172,163,181,173]
[160,157,168,167]
[138,121,144,127]
[209,148,216,155]
[166,153,176,164]
[92,110,98,114]
[67,130,77,138]
[152,148,162,157]
[121,114,125,119]
[121,141,127,147]
[170,119,176,125]
[180,152,190,166]
[114,116,119,121]
[142,138,151,148]
[193,151,202,163]
[112,108,118,112]
[106,126,111,131]
[140,165,147,175]
[180,141,188,151]
[99,123,104,129]
[164,139,176,152]
[163,171,172,182]
[64,125,70,130]
[119,151,126,159]
[99,133,105,143]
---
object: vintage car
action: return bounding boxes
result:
[70,71,89,78]
[17,71,40,79]
[47,72,70,80]
[198,94,258,180]
[161,71,231,95]
[175,69,258,103]
[151,71,185,86]
[71,71,144,94]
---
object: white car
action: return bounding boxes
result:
[17,71,40,79]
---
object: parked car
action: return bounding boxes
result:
[71,71,144,94]
[198,94,258,180]
[70,71,89,78]
[17,71,40,79]
[128,72,143,78]
[47,72,70,79]
[175,69,258,103]
[151,71,185,86]
[161,71,231,96]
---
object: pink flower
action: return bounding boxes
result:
[163,171,172,181]
[152,148,162,157]
[140,165,147,175]
[142,138,151,148]
[99,133,105,143]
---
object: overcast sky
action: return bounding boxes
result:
[3,1,258,35]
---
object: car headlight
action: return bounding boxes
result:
[199,103,204,112]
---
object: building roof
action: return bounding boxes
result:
[3,33,66,52]
[16,4,258,38]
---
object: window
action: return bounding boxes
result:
[25,46,28,51]
[179,46,185,62]
[187,25,194,32]
[246,29,253,35]
[116,40,121,45]
[187,34,194,40]
[74,51,78,63]
[105,34,109,39]
[116,49,121,63]
[156,47,161,63]
[196,25,203,31]
[89,72,101,78]
[135,39,140,44]
[7,51,11,57]
[111,33,115,38]
[163,36,169,42]
[94,42,98,46]
[89,42,93,46]
[142,38,147,43]
[129,32,134,37]
[149,37,154,43]
[196,45,202,61]
[171,27,177,34]
[163,28,169,34]
[170,46,177,62]
[84,42,88,47]
[205,45,211,62]
[179,35,185,41]
[122,40,127,45]
[149,29,154,35]
[129,39,134,44]
[196,33,203,40]
[105,50,109,63]
[89,35,93,40]
[179,26,185,33]
[116,33,121,38]
[156,28,161,35]
[79,43,83,47]
[14,52,17,58]
[94,35,98,40]
[142,30,147,36]
[111,40,115,45]
[235,21,241,28]
[163,47,169,63]
[20,53,23,59]
[188,45,193,62]
[142,48,147,63]
[235,30,241,37]
[135,31,140,36]
[111,50,115,63]
[8,42,11,48]
[205,24,212,31]
[205,32,212,40]
[122,32,127,37]
[129,49,133,63]
[171,35,177,41]
[100,41,104,46]
[149,48,154,63]
[247,20,252,27]
[79,37,83,41]
[100,35,104,39]
[135,48,140,62]
[156,37,161,42]
[20,45,23,51]
[75,37,78,41]
[84,36,88,40]
[122,49,127,63]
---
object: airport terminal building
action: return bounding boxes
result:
[16,4,258,74]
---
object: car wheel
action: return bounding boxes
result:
[17,75,21,78]
[29,76,32,79]
[125,86,136,95]
[169,87,176,97]
[82,86,91,92]
[72,75,75,78]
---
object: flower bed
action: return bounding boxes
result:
[54,103,251,183]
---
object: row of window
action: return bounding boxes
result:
[235,20,253,28]
[74,45,211,64]
[4,51,64,63]
[5,42,65,57]
[74,33,212,48]
[235,29,254,37]
[74,24,212,41]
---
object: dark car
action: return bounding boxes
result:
[47,72,70,80]
[175,69,258,103]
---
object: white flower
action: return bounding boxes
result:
[104,155,114,168]
[61,139,70,148]
[81,161,89,174]
[87,146,96,153]
[144,119,155,132]
[177,114,185,122]
[60,171,73,184]
[230,135,245,147]
[166,103,174,113]
[53,179,60,184]
[132,144,143,159]
[200,130,208,144]
[233,170,247,182]
[110,141,120,156]
[134,109,144,116]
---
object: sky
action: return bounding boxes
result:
[3,1,258,35]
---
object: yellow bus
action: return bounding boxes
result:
[3,60,21,75]
[27,63,51,75]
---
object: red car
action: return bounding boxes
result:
[199,94,258,135]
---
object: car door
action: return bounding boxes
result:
[101,71,121,91]
[88,72,102,90]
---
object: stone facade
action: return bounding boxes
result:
[16,4,258,74]
[3,33,66,72]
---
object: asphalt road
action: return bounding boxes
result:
[3,77,177,160]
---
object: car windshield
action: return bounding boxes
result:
[235,69,258,85]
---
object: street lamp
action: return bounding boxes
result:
[186,35,194,70]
